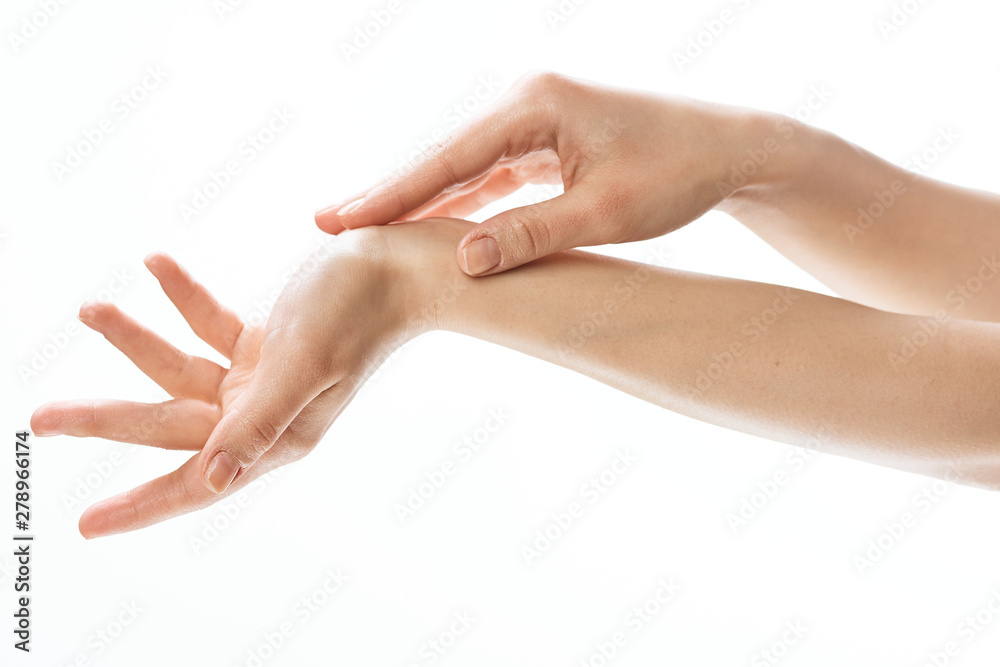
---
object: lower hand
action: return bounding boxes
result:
[31,229,426,538]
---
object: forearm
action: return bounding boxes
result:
[387,219,1000,489]
[719,117,1000,322]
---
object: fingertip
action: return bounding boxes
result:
[79,502,111,540]
[80,492,137,539]
[78,513,96,540]
[78,300,119,331]
[315,207,346,234]
[144,251,167,271]
[144,253,184,285]
[77,299,99,323]
[30,402,60,436]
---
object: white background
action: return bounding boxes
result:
[3,0,1000,665]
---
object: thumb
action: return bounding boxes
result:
[199,354,324,493]
[456,187,618,276]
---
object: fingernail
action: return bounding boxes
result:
[78,299,98,322]
[462,238,500,275]
[205,451,240,493]
[337,196,366,217]
[314,206,346,234]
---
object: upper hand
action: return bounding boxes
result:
[314,72,771,276]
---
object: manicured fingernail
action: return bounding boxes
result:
[205,451,240,493]
[462,238,500,275]
[314,206,346,233]
[337,196,366,217]
[78,299,98,321]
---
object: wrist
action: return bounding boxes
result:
[360,218,477,336]
[715,110,812,216]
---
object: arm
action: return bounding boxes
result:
[315,72,1000,322]
[34,218,1000,539]
[719,119,1000,322]
[393,219,1000,490]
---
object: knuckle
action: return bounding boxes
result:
[231,407,281,464]
[511,71,572,128]
[515,70,568,98]
[284,435,318,463]
[496,211,551,262]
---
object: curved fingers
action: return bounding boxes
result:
[78,384,349,539]
[79,300,225,402]
[144,252,245,360]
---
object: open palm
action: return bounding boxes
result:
[31,253,341,539]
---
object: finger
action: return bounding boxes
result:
[405,168,528,222]
[78,384,347,539]
[31,398,218,450]
[314,101,550,232]
[196,343,329,493]
[456,183,626,276]
[402,151,562,222]
[78,300,225,402]
[80,450,221,539]
[144,252,244,360]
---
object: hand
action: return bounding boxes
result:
[314,71,773,276]
[31,234,415,538]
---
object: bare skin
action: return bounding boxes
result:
[31,218,1000,539]
[314,72,1000,321]
[31,73,1000,537]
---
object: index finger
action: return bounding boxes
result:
[314,92,550,233]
